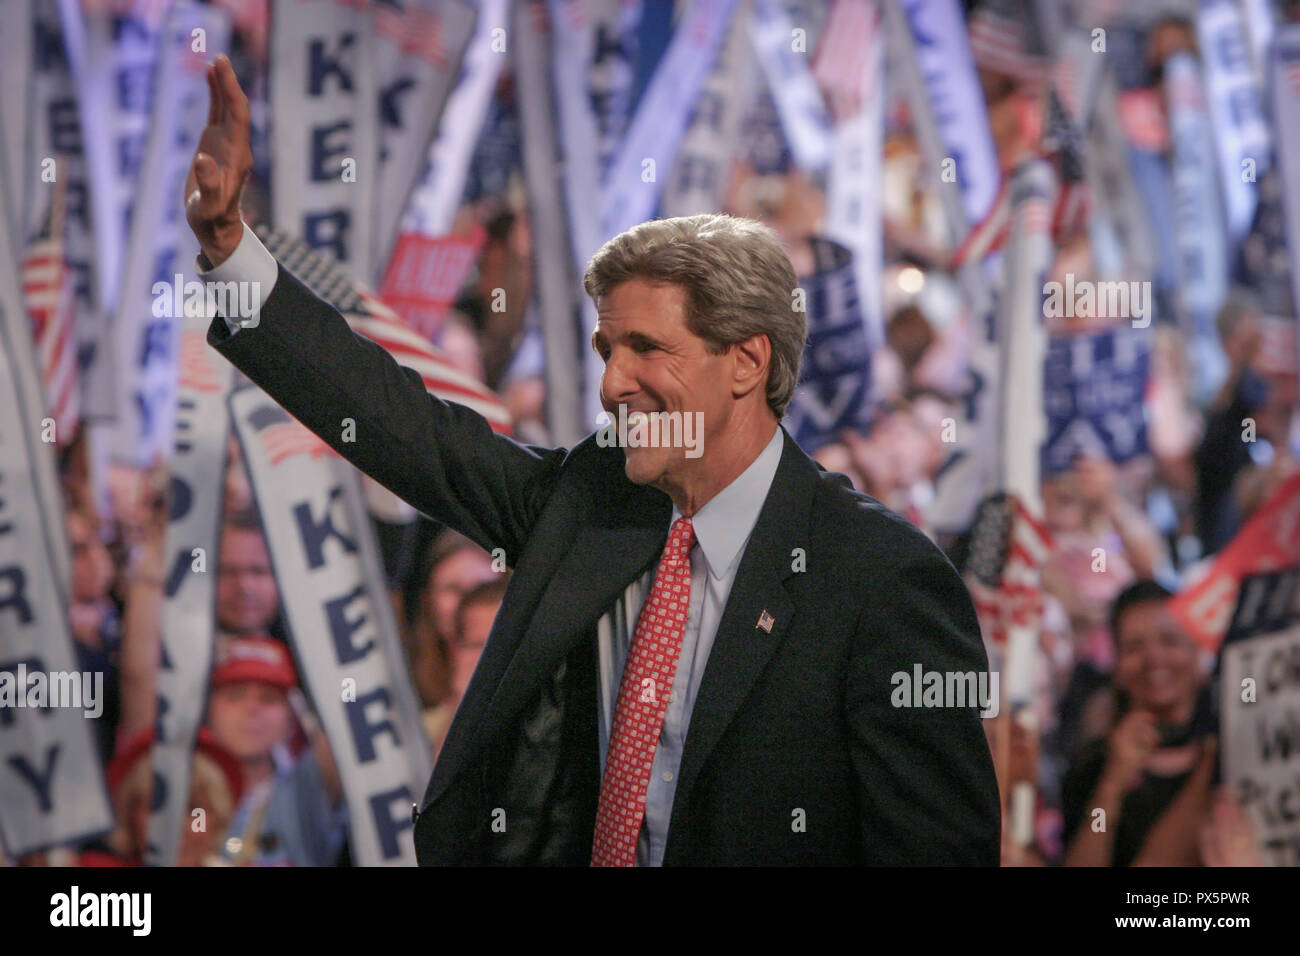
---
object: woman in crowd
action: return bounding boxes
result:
[1062,580,1213,865]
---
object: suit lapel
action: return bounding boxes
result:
[426,449,672,804]
[668,429,817,839]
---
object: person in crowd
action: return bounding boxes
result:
[66,504,122,760]
[401,528,500,709]
[205,635,346,866]
[425,576,511,756]
[1061,580,1214,866]
[80,727,243,866]
[1193,290,1270,555]
[215,506,282,638]
[1043,453,1166,762]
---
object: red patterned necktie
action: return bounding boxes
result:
[590,516,695,867]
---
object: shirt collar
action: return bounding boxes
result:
[671,427,784,580]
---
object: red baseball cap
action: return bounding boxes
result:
[210,635,297,691]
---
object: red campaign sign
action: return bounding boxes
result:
[378,227,486,339]
[1169,473,1300,652]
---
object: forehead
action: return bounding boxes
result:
[595,278,689,326]
[1117,600,1179,638]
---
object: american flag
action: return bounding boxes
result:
[20,174,80,443]
[258,419,338,466]
[811,0,879,122]
[179,327,227,393]
[255,225,513,433]
[373,1,446,67]
[1040,89,1089,243]
[951,92,1088,266]
[968,1,1047,88]
[966,493,1054,645]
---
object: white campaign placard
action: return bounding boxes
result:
[230,387,432,866]
[1222,621,1300,866]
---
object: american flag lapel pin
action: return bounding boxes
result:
[757,609,775,633]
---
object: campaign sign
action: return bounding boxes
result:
[784,238,873,452]
[229,387,432,865]
[1041,323,1149,476]
[1220,569,1300,866]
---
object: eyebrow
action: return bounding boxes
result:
[591,328,664,354]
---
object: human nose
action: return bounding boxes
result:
[599,348,638,409]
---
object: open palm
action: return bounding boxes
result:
[184,54,253,266]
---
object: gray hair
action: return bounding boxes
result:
[582,214,805,418]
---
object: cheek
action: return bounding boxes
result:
[1114,655,1144,689]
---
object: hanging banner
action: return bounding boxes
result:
[748,0,833,174]
[1197,0,1272,246]
[892,0,1000,231]
[783,238,873,452]
[1,135,69,597]
[823,0,883,351]
[1085,70,1158,283]
[886,0,1001,538]
[548,0,627,283]
[370,0,477,280]
[399,0,509,239]
[660,0,755,218]
[110,3,230,468]
[514,0,586,446]
[1169,474,1300,653]
[998,158,1056,509]
[602,0,738,239]
[229,386,432,866]
[1271,23,1300,348]
[270,0,378,280]
[0,0,33,251]
[1219,569,1300,866]
[1165,51,1230,402]
[1041,322,1150,477]
[550,0,647,433]
[0,284,113,857]
[144,310,235,867]
[31,0,97,423]
[1239,0,1275,91]
[59,0,171,416]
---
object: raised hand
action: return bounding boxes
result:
[185,54,253,267]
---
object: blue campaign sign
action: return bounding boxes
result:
[784,238,874,453]
[1041,324,1150,476]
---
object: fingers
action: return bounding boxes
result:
[207,63,222,127]
[193,153,220,197]
[215,53,250,128]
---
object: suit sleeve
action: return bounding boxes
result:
[207,260,567,564]
[845,522,1002,864]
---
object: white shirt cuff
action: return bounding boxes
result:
[195,222,278,333]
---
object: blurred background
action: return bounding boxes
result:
[0,0,1298,867]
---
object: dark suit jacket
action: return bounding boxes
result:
[209,263,1001,866]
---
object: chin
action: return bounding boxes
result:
[623,450,667,487]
